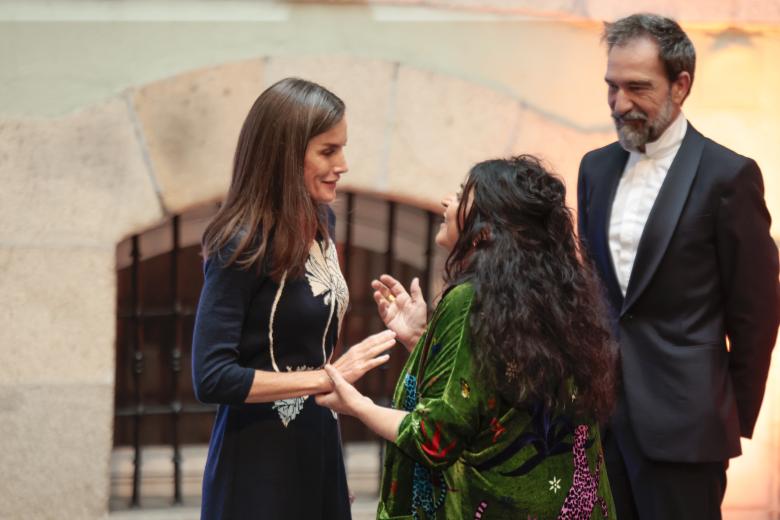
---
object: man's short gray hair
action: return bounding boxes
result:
[603,13,696,86]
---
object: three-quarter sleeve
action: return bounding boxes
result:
[394,284,481,471]
[192,242,260,405]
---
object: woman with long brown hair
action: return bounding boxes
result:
[317,155,617,519]
[192,78,396,519]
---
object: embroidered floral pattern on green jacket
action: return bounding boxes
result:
[377,283,616,520]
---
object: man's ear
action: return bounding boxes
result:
[672,71,692,104]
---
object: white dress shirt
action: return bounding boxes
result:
[609,112,688,295]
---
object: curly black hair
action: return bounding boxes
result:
[445,155,617,421]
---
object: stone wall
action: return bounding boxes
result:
[315,0,780,24]
[1,3,779,518]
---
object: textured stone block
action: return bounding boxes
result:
[0,246,115,385]
[361,0,780,23]
[0,383,113,520]
[386,66,521,205]
[585,0,780,23]
[691,30,762,112]
[132,59,265,213]
[379,0,780,23]
[264,56,398,193]
[0,98,163,245]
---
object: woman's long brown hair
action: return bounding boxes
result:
[202,78,345,281]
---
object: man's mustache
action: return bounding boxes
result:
[612,111,648,124]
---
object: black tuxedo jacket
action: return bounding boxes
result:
[577,124,779,462]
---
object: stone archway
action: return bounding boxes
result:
[10,51,778,519]
[0,54,613,519]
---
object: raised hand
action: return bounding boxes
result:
[371,274,428,351]
[331,330,396,384]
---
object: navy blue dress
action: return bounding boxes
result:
[192,212,351,520]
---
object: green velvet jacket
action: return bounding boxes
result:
[376,283,616,520]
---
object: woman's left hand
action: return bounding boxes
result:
[315,365,372,417]
[371,275,427,352]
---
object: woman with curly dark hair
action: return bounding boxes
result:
[317,155,618,519]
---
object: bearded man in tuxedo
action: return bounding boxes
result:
[577,13,779,520]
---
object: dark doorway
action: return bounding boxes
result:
[113,191,444,505]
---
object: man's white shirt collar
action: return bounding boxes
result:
[609,111,688,295]
[622,111,688,160]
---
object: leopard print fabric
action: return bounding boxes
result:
[557,424,608,519]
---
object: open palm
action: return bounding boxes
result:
[371,274,428,351]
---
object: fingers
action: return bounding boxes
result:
[342,353,391,385]
[378,338,398,355]
[379,274,402,290]
[366,338,396,359]
[335,331,396,379]
[375,274,409,300]
[349,332,396,361]
[366,353,391,370]
[370,278,389,292]
[371,279,394,303]
[410,277,423,300]
[372,290,391,315]
[362,329,396,347]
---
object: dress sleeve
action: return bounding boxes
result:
[394,284,481,471]
[191,241,260,405]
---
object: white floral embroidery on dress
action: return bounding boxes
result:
[305,238,349,363]
[267,238,349,428]
[273,365,311,427]
[273,396,307,427]
[305,239,347,422]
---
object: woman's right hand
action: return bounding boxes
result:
[371,275,427,351]
[332,330,397,384]
[315,365,373,417]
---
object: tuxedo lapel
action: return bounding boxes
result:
[621,125,706,314]
[590,145,628,307]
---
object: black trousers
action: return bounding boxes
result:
[604,400,727,520]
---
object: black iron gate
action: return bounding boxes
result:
[113,191,442,506]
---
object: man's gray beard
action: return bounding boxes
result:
[617,120,650,152]
[615,96,675,152]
